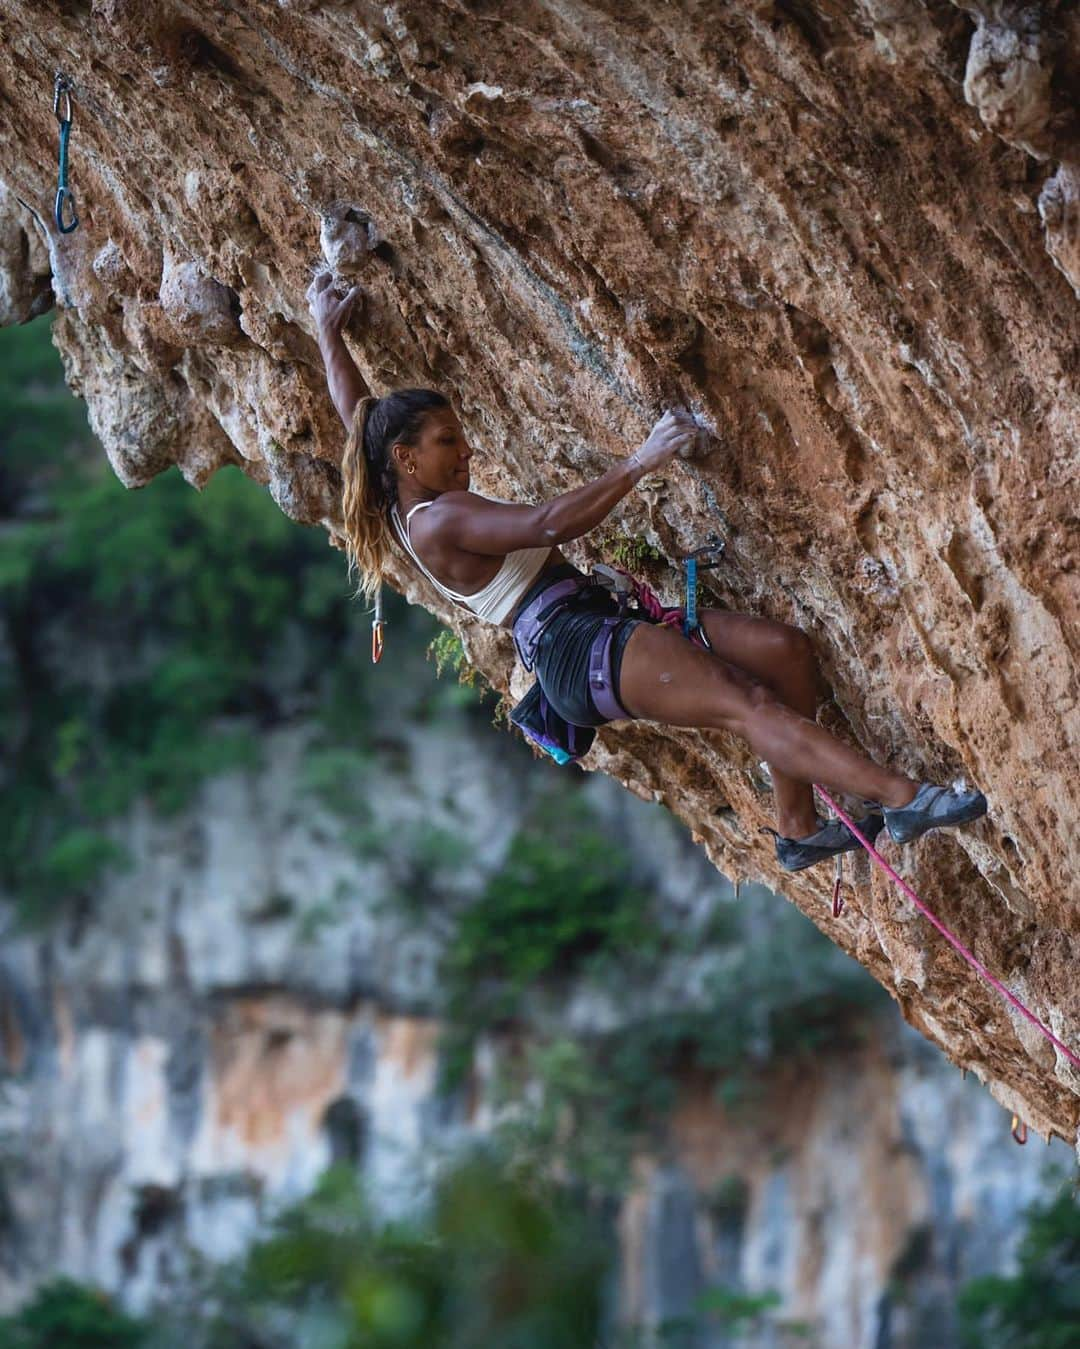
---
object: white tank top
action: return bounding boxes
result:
[390,496,553,624]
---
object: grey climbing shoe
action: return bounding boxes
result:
[880,781,988,844]
[760,810,886,872]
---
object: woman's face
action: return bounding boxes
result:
[394,406,473,493]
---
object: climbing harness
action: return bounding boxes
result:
[513,573,632,724]
[509,574,621,764]
[812,784,1080,1076]
[506,536,731,763]
[53,71,79,234]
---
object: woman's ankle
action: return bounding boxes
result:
[778,811,822,840]
[879,778,920,810]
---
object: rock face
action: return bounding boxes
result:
[0,3,1076,1141]
[0,722,1070,1347]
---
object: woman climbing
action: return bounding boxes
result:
[308,270,987,872]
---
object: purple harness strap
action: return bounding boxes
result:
[588,616,631,721]
[512,576,632,723]
[512,577,587,671]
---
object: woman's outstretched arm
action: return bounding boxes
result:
[307,271,365,429]
[428,410,700,555]
[318,325,366,430]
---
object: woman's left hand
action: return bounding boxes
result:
[307,268,361,337]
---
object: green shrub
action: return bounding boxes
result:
[603,533,665,574]
[0,1277,147,1349]
[957,1173,1080,1347]
[423,627,510,729]
[147,1154,612,1349]
[433,841,887,1186]
[435,794,662,1097]
[442,797,660,993]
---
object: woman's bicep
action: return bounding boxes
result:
[428,493,554,555]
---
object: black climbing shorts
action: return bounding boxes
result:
[511,562,645,728]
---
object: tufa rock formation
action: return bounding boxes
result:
[0,2,1077,1145]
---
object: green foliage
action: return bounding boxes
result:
[0,1277,147,1349]
[1,1155,794,1349]
[299,743,376,812]
[957,1173,1080,1347]
[435,794,662,1097]
[0,313,445,925]
[147,1153,613,1349]
[603,533,665,574]
[443,795,660,992]
[600,1286,787,1347]
[427,629,478,685]
[423,627,511,732]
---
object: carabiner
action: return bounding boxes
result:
[679,534,726,570]
[1011,1113,1027,1145]
[53,72,73,124]
[371,585,385,663]
[832,851,844,917]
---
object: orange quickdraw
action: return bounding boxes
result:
[371,584,384,664]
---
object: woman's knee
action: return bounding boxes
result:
[713,668,785,734]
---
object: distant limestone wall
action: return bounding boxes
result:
[0,1,1076,1141]
[0,721,1071,1346]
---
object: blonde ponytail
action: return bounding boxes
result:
[340,395,395,609]
[337,387,451,611]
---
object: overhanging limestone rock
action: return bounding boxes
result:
[0,1,1076,1146]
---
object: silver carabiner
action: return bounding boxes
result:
[53,71,73,125]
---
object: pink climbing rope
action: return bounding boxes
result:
[812,784,1080,1073]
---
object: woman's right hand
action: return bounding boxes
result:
[631,409,700,477]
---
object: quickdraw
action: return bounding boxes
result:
[371,584,384,664]
[1011,1114,1027,1146]
[680,535,725,640]
[598,534,726,652]
[53,71,79,234]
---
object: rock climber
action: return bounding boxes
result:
[307,270,987,872]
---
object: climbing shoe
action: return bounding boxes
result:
[759,810,886,872]
[879,781,988,844]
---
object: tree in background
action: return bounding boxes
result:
[957,1173,1080,1347]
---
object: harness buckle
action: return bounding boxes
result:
[590,563,637,616]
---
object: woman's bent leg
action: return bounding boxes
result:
[617,623,918,807]
[696,610,822,838]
